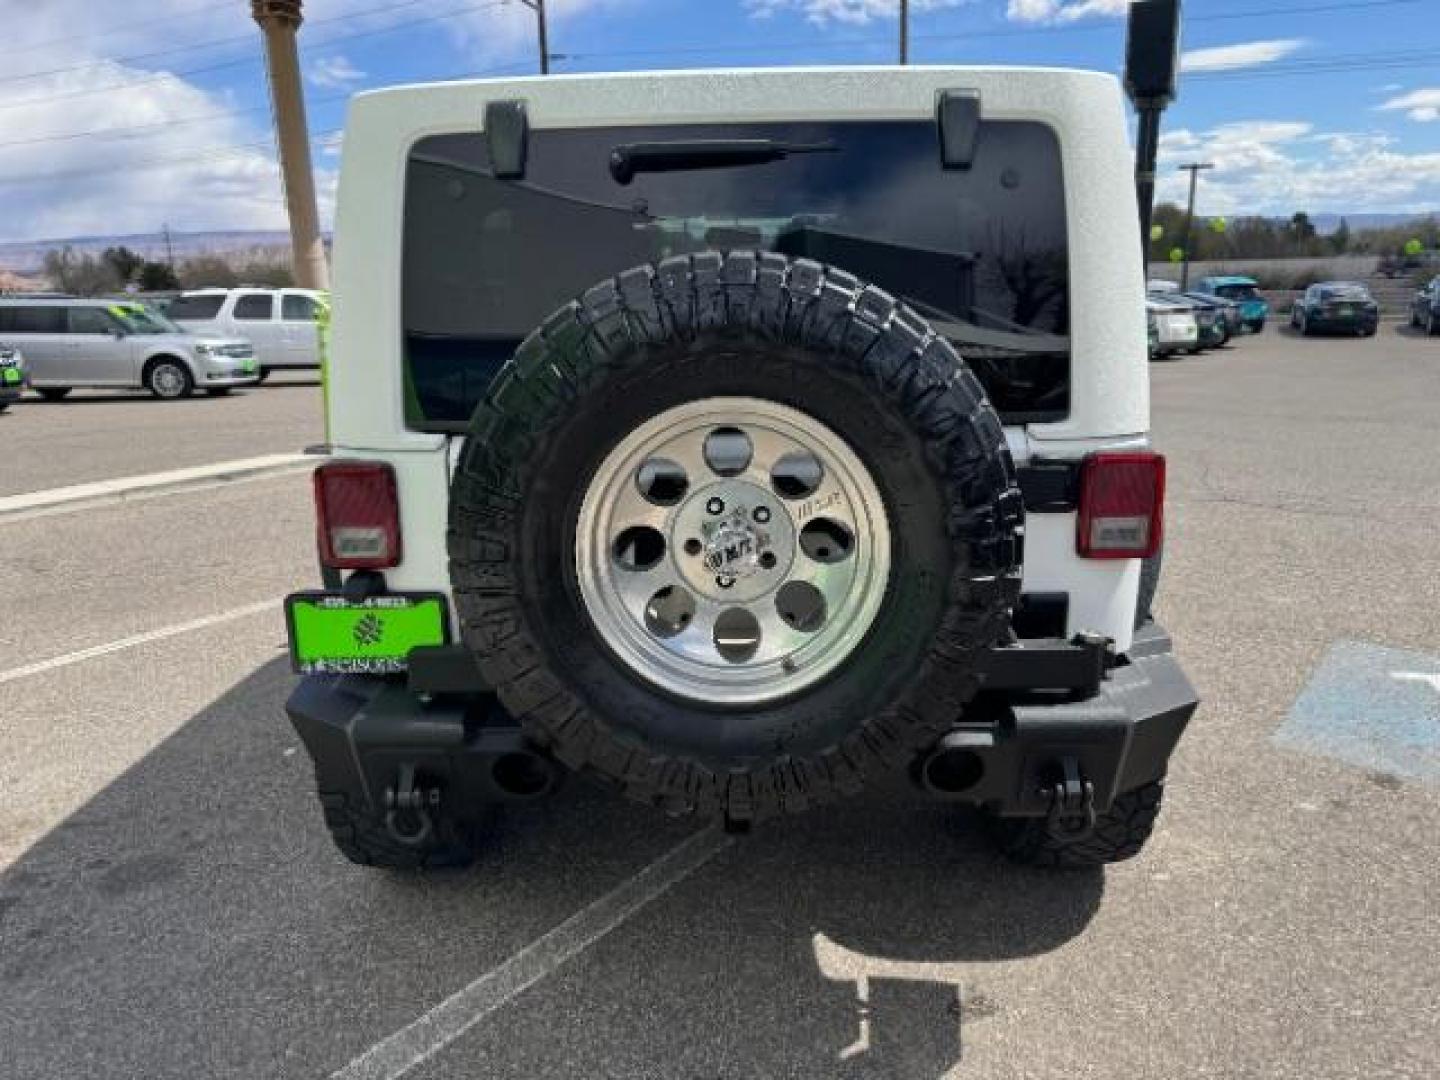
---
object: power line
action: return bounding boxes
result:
[562,0,1426,62]
[1,0,1430,145]
[0,61,538,187]
[1187,49,1440,79]
[0,0,508,111]
[11,1,236,57]
[0,0,452,87]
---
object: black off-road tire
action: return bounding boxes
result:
[448,251,1024,823]
[316,788,486,870]
[986,780,1166,868]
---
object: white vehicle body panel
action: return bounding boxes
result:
[1147,299,1199,348]
[326,67,1152,655]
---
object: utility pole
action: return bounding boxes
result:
[899,0,909,65]
[251,0,330,291]
[1177,161,1213,290]
[1124,0,1183,264]
[515,0,550,74]
[163,223,175,270]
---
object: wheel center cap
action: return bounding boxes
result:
[702,512,769,580]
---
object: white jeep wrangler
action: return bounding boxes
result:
[284,67,1197,870]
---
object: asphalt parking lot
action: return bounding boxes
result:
[0,372,321,498]
[1,328,1437,1079]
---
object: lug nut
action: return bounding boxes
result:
[716,575,735,589]
[753,506,771,524]
[706,497,725,515]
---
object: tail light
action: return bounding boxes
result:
[1076,452,1165,559]
[314,462,401,569]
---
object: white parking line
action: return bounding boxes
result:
[331,827,734,1080]
[0,453,310,523]
[0,599,282,687]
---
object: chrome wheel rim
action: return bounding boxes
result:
[575,397,891,706]
[153,364,185,398]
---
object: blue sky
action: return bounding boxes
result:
[1,0,1438,242]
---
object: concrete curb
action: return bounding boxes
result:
[0,453,311,523]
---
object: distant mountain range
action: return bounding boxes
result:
[0,230,309,276]
[1306,213,1436,234]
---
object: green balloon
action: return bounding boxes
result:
[1150,225,1165,241]
[1404,238,1423,256]
[1168,247,1185,263]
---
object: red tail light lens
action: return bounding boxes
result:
[314,462,401,570]
[1077,452,1165,559]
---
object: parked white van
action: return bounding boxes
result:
[168,287,327,379]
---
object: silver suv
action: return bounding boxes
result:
[168,287,327,379]
[0,298,258,400]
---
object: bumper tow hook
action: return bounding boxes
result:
[383,763,440,847]
[1042,756,1096,842]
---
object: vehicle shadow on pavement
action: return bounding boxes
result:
[441,793,1105,1080]
[0,659,1101,1080]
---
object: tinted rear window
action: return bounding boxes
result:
[403,119,1070,429]
[67,307,115,334]
[1213,284,1259,301]
[282,294,321,321]
[234,294,274,320]
[169,295,226,321]
[0,305,65,333]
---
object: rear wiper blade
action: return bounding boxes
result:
[609,139,836,185]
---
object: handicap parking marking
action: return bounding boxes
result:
[1275,640,1440,785]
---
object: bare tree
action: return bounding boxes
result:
[42,246,122,296]
[983,226,1067,330]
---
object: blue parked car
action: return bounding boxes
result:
[1195,275,1269,333]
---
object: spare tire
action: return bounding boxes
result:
[449,251,1023,823]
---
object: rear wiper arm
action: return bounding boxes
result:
[609,139,836,185]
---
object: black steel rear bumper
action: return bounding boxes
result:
[917,621,1197,815]
[285,622,1197,820]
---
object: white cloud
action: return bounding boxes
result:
[446,0,639,63]
[307,55,365,91]
[0,0,352,243]
[1378,88,1440,123]
[0,0,635,242]
[1154,116,1440,215]
[1005,0,1127,24]
[1180,39,1305,73]
[745,0,968,24]
[0,60,309,243]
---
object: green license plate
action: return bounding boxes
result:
[1,367,20,385]
[241,359,257,374]
[285,592,448,674]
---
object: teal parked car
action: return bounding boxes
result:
[1196,275,1269,333]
